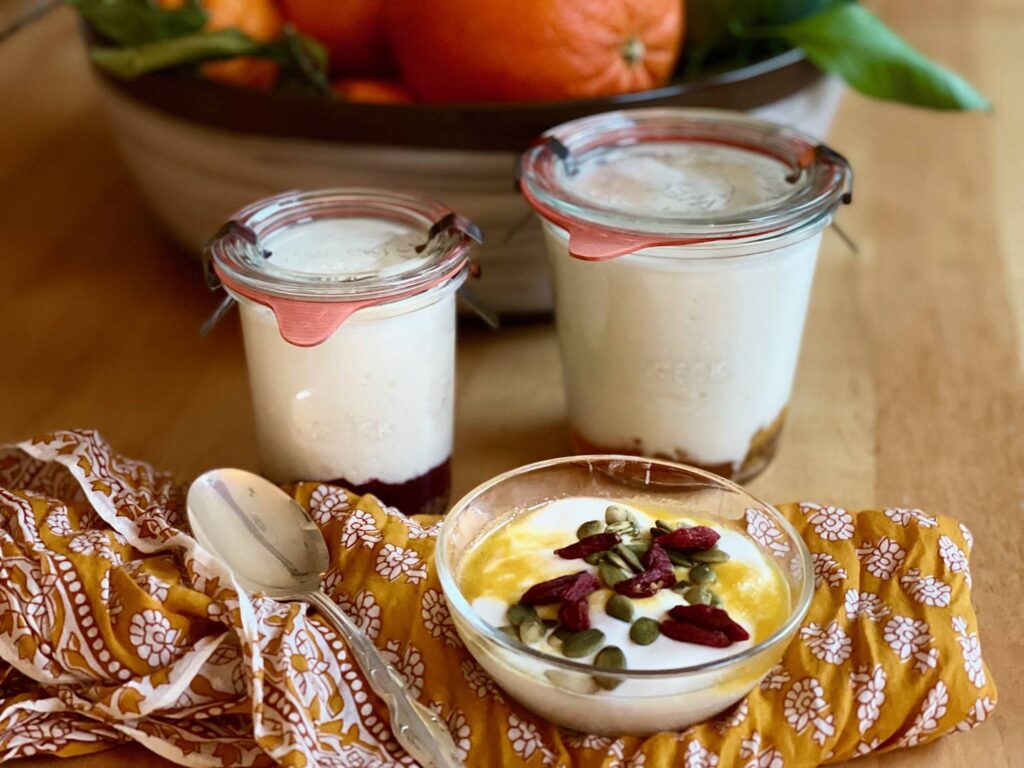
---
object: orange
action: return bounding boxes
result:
[386,0,684,102]
[199,0,283,89]
[280,0,392,76]
[332,78,414,104]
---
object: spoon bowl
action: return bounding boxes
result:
[186,468,326,596]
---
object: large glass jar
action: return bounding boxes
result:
[519,109,852,481]
[206,189,478,515]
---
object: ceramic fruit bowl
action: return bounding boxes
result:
[93,49,842,316]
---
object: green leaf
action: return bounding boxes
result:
[90,29,260,78]
[69,0,206,45]
[771,4,989,110]
[261,25,334,96]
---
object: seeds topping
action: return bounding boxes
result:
[502,503,752,677]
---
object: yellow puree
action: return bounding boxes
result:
[459,503,790,642]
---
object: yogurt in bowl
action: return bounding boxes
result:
[436,455,812,736]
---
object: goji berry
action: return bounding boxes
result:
[642,543,674,576]
[613,567,676,598]
[558,598,590,631]
[660,619,731,647]
[519,570,599,605]
[667,604,750,641]
[520,571,587,605]
[561,571,600,602]
[656,526,720,553]
[554,532,620,559]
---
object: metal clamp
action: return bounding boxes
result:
[200,221,272,337]
[787,144,854,206]
[414,211,484,253]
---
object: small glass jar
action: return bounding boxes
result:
[206,189,478,516]
[519,109,852,481]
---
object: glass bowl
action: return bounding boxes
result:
[435,455,813,736]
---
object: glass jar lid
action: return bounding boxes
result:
[206,189,480,346]
[518,108,852,261]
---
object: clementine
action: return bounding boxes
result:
[196,0,284,89]
[386,0,684,102]
[333,79,415,104]
[280,0,392,76]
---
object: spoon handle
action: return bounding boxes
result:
[306,589,463,768]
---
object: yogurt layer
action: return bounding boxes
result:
[548,226,819,469]
[264,217,430,278]
[563,142,795,219]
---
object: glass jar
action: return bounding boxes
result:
[519,109,852,481]
[206,189,479,516]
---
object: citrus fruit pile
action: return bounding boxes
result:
[193,0,685,102]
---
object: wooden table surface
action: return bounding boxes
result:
[2,1,1022,766]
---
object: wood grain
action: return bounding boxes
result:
[1,1,1021,766]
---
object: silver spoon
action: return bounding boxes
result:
[186,468,462,768]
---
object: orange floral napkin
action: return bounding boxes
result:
[0,431,996,767]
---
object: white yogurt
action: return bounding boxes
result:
[237,288,456,486]
[548,225,819,470]
[563,143,796,218]
[265,217,430,278]
[542,140,825,477]
[457,497,791,734]
[226,211,464,514]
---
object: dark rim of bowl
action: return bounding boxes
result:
[92,46,822,151]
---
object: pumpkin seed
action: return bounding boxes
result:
[545,669,599,694]
[710,591,722,608]
[672,580,692,594]
[626,542,649,558]
[691,547,730,564]
[552,626,574,643]
[655,519,675,532]
[498,625,519,640]
[594,645,626,669]
[562,629,605,658]
[615,543,644,573]
[666,550,696,568]
[598,561,629,587]
[605,550,636,574]
[629,617,660,645]
[684,585,713,605]
[605,505,630,524]
[577,520,605,540]
[593,645,626,690]
[689,564,717,584]
[606,520,636,538]
[605,594,634,623]
[583,551,606,566]
[507,603,538,627]
[518,617,546,644]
